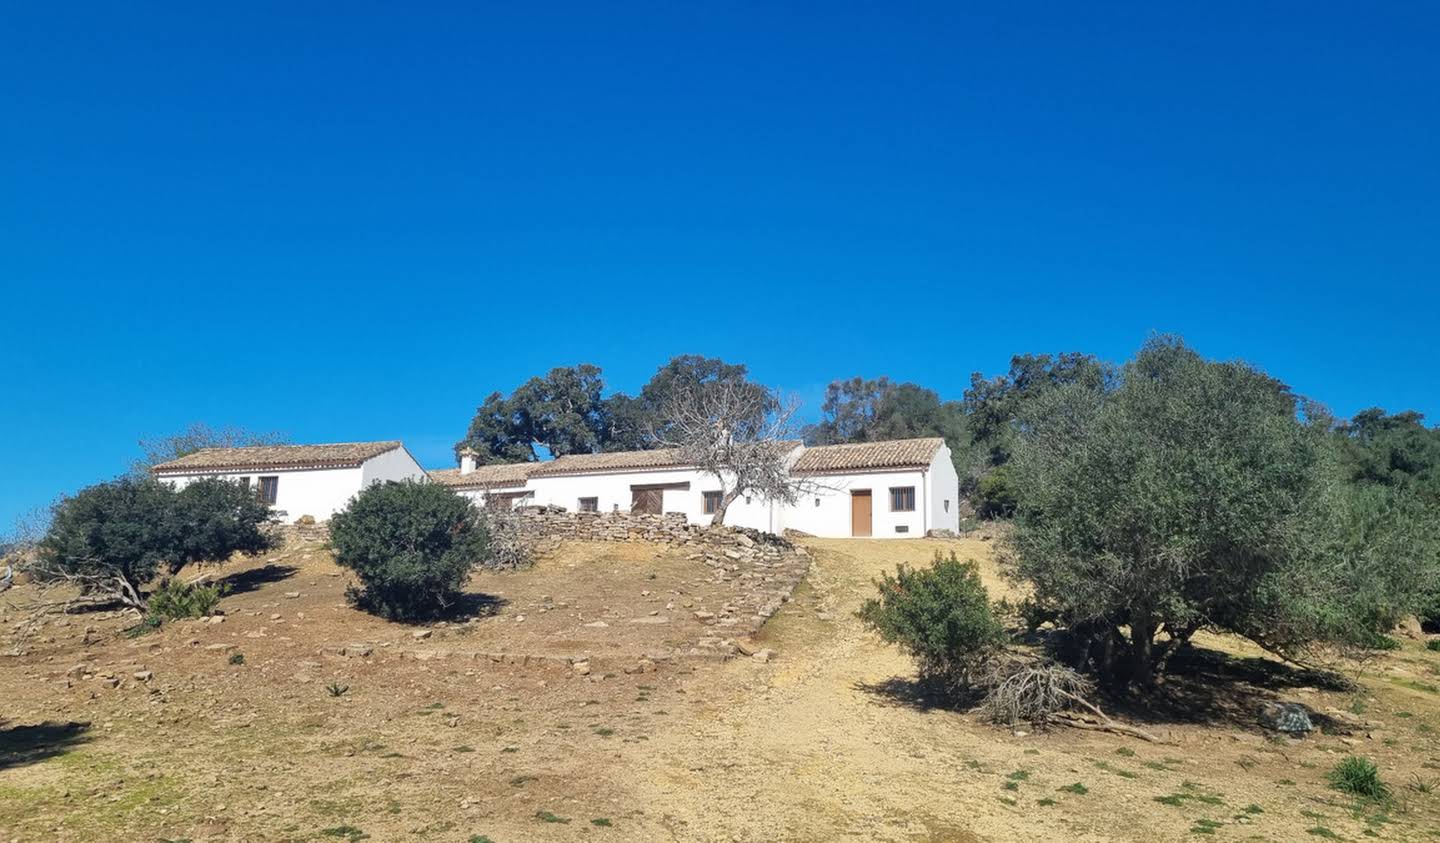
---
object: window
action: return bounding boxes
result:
[258,476,279,505]
[943,499,950,513]
[895,525,910,534]
[702,491,723,514]
[814,497,821,507]
[890,486,915,512]
[578,497,598,513]
[236,477,251,491]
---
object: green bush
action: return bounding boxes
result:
[1426,639,1440,652]
[146,579,228,620]
[1327,756,1390,802]
[858,551,1006,691]
[37,476,273,611]
[329,480,490,621]
[974,466,1019,519]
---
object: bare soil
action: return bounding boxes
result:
[3,535,1439,842]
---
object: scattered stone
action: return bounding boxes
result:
[343,643,374,657]
[412,630,432,640]
[752,648,776,663]
[133,670,153,681]
[628,616,669,625]
[572,660,592,676]
[284,592,301,600]
[1259,702,1314,734]
[582,621,609,628]
[693,611,715,622]
[204,643,236,653]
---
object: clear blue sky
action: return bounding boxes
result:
[4,2,1438,529]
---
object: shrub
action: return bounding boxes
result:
[36,476,272,611]
[974,466,1019,519]
[1327,756,1390,802]
[858,551,1006,691]
[1426,639,1440,652]
[146,579,228,620]
[329,481,489,621]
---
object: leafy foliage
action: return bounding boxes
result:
[858,552,1007,690]
[1005,336,1440,685]
[454,356,767,464]
[37,476,273,609]
[329,481,490,620]
[146,579,228,620]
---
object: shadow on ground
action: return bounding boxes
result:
[216,564,299,595]
[0,721,91,772]
[857,643,1355,733]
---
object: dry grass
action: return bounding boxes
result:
[1,533,1438,841]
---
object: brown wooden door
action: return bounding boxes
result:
[631,488,663,514]
[851,490,872,537]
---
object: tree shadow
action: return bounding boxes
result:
[1106,645,1354,731]
[856,642,1356,735]
[0,721,91,771]
[214,564,299,596]
[444,592,508,620]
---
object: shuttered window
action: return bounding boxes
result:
[258,476,279,505]
[889,486,915,512]
[702,491,723,514]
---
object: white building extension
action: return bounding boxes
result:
[152,441,426,523]
[785,437,960,538]
[428,436,960,539]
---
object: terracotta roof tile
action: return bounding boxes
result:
[530,448,689,476]
[427,463,533,489]
[791,437,945,474]
[152,441,402,473]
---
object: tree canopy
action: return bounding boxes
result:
[1004,336,1440,686]
[454,355,768,463]
[131,423,288,476]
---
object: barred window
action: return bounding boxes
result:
[578,497,598,513]
[889,486,915,512]
[703,491,723,514]
[258,476,279,505]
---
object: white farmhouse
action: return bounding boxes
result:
[425,436,960,539]
[523,444,801,533]
[152,441,426,523]
[427,450,535,509]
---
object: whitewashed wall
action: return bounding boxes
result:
[525,466,784,533]
[785,467,930,538]
[359,445,427,485]
[158,466,364,524]
[928,445,961,534]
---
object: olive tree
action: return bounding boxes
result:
[1005,336,1438,687]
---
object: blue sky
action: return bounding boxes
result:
[3,2,1438,528]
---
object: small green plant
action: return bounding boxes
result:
[1007,769,1030,781]
[1093,760,1138,779]
[534,810,570,824]
[1426,639,1440,652]
[1349,697,1369,714]
[1037,797,1057,806]
[510,775,536,788]
[147,579,229,620]
[468,837,494,843]
[326,681,350,698]
[319,826,368,841]
[1328,756,1391,802]
[1306,828,1339,839]
[594,726,615,737]
[1058,782,1088,795]
[1190,818,1222,835]
[453,745,474,753]
[229,652,245,665]
[1002,780,1019,791]
[591,817,613,827]
[1114,747,1135,757]
[125,615,164,638]
[1242,804,1264,814]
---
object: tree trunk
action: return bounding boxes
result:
[709,489,743,526]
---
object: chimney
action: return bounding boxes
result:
[459,447,477,475]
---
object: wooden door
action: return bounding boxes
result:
[851,490,872,537]
[631,488,663,514]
